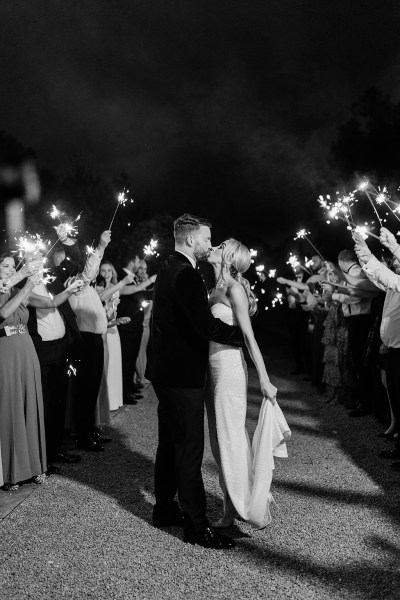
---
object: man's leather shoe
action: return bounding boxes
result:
[50,451,82,463]
[379,449,400,460]
[184,527,236,549]
[78,436,104,452]
[92,432,112,444]
[390,462,400,471]
[153,511,185,528]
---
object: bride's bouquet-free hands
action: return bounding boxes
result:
[261,378,277,405]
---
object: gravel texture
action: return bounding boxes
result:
[1,352,399,600]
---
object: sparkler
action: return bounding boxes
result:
[353,225,380,241]
[372,187,400,225]
[357,181,383,226]
[109,192,129,230]
[294,229,326,261]
[86,245,95,256]
[268,269,276,278]
[143,239,159,257]
[14,233,51,269]
[271,291,284,308]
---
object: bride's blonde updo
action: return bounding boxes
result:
[217,238,258,317]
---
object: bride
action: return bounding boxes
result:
[206,239,291,529]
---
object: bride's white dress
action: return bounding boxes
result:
[206,302,291,529]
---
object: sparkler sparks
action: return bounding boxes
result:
[287,253,300,270]
[268,269,276,278]
[294,229,326,261]
[109,191,131,229]
[271,292,284,308]
[143,239,159,257]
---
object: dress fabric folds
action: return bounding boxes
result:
[206,303,290,528]
[0,292,47,484]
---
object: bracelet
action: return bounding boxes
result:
[393,244,400,254]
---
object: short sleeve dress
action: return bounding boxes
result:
[0,290,47,484]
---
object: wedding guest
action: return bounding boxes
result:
[0,251,82,489]
[354,228,400,471]
[336,249,379,417]
[134,260,153,388]
[24,224,83,467]
[320,263,354,405]
[117,254,156,403]
[96,261,133,414]
[283,266,310,375]
[67,230,112,452]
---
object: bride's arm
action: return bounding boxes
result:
[229,284,277,402]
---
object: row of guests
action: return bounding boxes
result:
[0,225,155,490]
[276,230,400,474]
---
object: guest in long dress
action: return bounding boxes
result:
[96,262,132,415]
[321,263,354,405]
[135,260,153,388]
[0,251,83,489]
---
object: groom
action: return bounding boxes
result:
[146,214,243,549]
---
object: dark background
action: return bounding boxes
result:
[2,0,400,269]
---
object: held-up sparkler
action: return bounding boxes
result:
[357,181,383,226]
[109,190,133,230]
[294,229,326,262]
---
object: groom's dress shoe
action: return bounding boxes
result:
[184,526,236,549]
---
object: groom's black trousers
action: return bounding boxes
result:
[153,385,209,533]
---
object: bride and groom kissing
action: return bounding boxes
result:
[146,213,290,550]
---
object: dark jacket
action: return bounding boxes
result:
[146,251,242,388]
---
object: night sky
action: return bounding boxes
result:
[2,0,400,246]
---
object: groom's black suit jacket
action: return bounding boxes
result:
[146,251,242,388]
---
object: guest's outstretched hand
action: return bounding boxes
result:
[352,231,372,264]
[99,230,111,250]
[55,224,70,243]
[380,227,398,253]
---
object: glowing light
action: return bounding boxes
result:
[141,300,150,309]
[49,205,63,221]
[250,249,258,257]
[287,253,300,270]
[143,239,159,257]
[376,193,386,204]
[272,292,284,308]
[268,269,276,278]
[358,181,369,191]
[294,229,309,240]
[255,264,265,272]
[304,256,313,269]
[354,225,369,240]
[86,245,95,255]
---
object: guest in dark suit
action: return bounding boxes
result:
[146,214,243,549]
[117,254,156,403]
[24,225,83,466]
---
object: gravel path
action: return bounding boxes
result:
[1,353,399,600]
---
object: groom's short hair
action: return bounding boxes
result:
[174,213,212,244]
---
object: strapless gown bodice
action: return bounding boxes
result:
[210,302,237,326]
